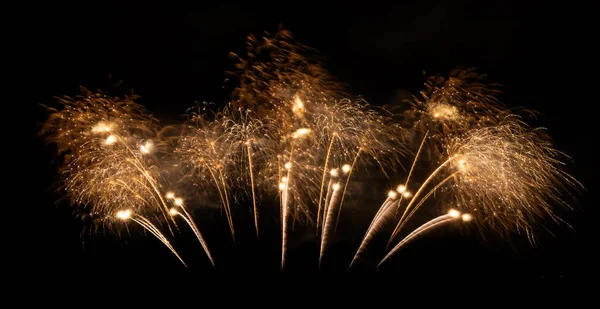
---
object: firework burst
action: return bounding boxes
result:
[39,89,188,266]
[350,114,582,270]
[40,30,582,273]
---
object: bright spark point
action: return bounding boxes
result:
[457,159,467,172]
[140,141,153,154]
[332,183,341,191]
[342,164,351,173]
[116,209,132,220]
[278,182,286,190]
[462,213,473,221]
[330,168,339,177]
[169,208,178,216]
[174,198,183,206]
[284,162,292,169]
[92,122,112,133]
[166,192,175,199]
[293,128,311,138]
[388,191,398,199]
[105,135,117,145]
[403,191,412,198]
[448,209,461,218]
[396,185,406,193]
[429,103,458,121]
[292,94,304,114]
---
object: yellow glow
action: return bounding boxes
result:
[140,140,153,154]
[462,213,473,222]
[448,209,461,218]
[169,208,178,216]
[388,191,398,199]
[396,185,406,193]
[278,182,286,190]
[330,168,339,177]
[292,94,304,115]
[458,159,467,172]
[116,209,132,220]
[342,164,351,174]
[105,135,117,145]
[293,128,311,138]
[332,183,341,191]
[166,192,175,199]
[403,191,412,198]
[429,103,458,121]
[92,122,113,133]
[174,198,183,206]
[284,162,292,169]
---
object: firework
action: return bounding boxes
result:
[39,89,187,266]
[396,68,515,161]
[40,31,581,272]
[222,30,410,269]
[350,114,581,269]
[175,108,238,241]
[167,193,215,267]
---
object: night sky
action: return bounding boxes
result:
[26,1,595,283]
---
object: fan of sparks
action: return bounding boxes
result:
[39,30,582,271]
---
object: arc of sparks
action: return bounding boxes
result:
[165,193,215,268]
[247,140,259,239]
[280,142,295,271]
[319,181,341,269]
[333,147,362,235]
[377,210,469,269]
[387,172,458,248]
[117,210,187,268]
[316,133,336,234]
[349,133,428,269]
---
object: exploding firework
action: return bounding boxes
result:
[39,89,190,266]
[349,115,582,269]
[40,30,582,272]
[40,89,167,226]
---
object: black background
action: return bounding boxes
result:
[24,1,596,286]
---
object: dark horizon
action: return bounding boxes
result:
[27,1,595,280]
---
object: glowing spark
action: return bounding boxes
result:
[429,103,458,121]
[292,94,305,115]
[92,122,112,133]
[457,159,467,172]
[292,128,311,138]
[105,135,117,145]
[341,164,351,174]
[140,140,153,154]
[116,209,132,220]
[448,209,461,218]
